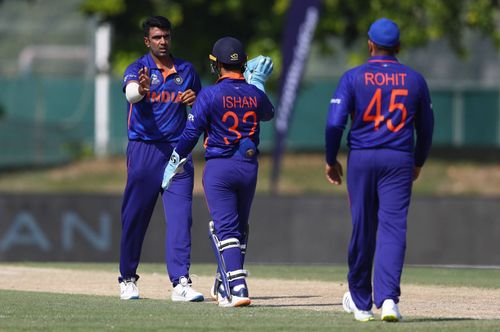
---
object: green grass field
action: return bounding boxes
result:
[1,153,499,331]
[1,263,499,331]
[6,262,500,288]
[0,153,499,196]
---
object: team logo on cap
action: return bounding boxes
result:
[230,53,239,61]
[174,75,183,85]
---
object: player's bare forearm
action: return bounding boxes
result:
[325,161,343,185]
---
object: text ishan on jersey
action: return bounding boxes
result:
[223,96,258,109]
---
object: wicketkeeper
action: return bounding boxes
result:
[162,36,274,307]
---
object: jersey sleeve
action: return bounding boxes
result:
[122,61,143,92]
[325,72,354,165]
[190,67,202,94]
[414,75,434,167]
[175,88,211,158]
[259,93,275,121]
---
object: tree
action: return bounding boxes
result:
[81,0,286,78]
[316,0,500,57]
[81,0,500,80]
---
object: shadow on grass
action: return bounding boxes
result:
[403,317,478,323]
[251,295,341,308]
[256,303,336,308]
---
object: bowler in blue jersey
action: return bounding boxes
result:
[325,18,434,322]
[118,15,204,302]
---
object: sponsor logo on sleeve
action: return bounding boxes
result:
[330,98,341,104]
[124,74,137,82]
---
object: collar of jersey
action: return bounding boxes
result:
[145,53,179,77]
[368,55,399,63]
[216,72,245,83]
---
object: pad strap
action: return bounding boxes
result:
[219,238,240,251]
[227,269,248,281]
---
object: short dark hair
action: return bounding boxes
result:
[221,62,245,72]
[142,16,172,37]
[373,41,398,55]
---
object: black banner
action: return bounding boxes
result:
[0,193,498,265]
[271,0,322,190]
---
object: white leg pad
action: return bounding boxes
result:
[227,269,248,281]
[219,238,241,251]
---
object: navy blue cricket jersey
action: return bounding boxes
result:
[176,73,274,159]
[325,55,434,166]
[123,53,202,142]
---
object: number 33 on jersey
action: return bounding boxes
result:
[177,74,274,160]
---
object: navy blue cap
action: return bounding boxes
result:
[210,37,246,64]
[368,18,400,48]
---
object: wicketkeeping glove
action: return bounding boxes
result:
[244,55,273,92]
[161,149,187,190]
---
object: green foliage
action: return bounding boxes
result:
[80,0,500,81]
[318,0,500,60]
[80,0,126,17]
[112,50,142,77]
[81,0,285,79]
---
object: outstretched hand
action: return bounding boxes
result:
[138,67,150,95]
[244,55,273,92]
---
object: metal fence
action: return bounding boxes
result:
[1,0,499,167]
[1,77,499,167]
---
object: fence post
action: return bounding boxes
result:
[94,22,111,158]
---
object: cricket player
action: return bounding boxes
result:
[118,15,204,302]
[325,18,434,321]
[162,37,274,307]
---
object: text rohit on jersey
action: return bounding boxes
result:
[365,72,407,86]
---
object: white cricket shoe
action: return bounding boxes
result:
[342,292,374,322]
[381,299,402,322]
[217,284,251,308]
[171,276,204,302]
[119,277,139,300]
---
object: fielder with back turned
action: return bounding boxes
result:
[162,37,274,307]
[325,18,434,321]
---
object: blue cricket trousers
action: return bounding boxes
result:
[346,149,413,310]
[203,154,258,285]
[120,140,194,284]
